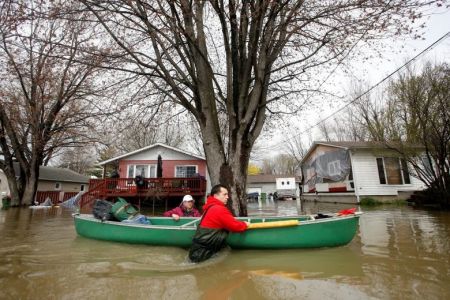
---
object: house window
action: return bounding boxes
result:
[127,164,156,178]
[80,184,85,191]
[376,158,386,184]
[328,160,341,176]
[175,166,197,177]
[55,182,61,190]
[377,157,411,185]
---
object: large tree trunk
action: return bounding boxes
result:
[203,148,250,217]
[21,168,39,206]
[200,119,250,216]
[4,169,21,206]
[201,120,252,216]
[227,153,251,217]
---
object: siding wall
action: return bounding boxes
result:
[116,145,207,179]
[351,150,426,196]
[118,159,207,178]
[37,180,87,193]
[1,171,87,196]
[247,183,277,194]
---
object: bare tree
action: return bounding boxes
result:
[0,0,107,205]
[114,112,186,153]
[56,145,97,175]
[317,112,367,142]
[259,153,300,175]
[79,0,438,215]
[273,154,300,175]
[388,63,450,207]
[260,157,276,175]
[348,62,449,207]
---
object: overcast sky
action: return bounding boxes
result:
[258,6,450,159]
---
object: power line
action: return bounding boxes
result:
[268,31,450,151]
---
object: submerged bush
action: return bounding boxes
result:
[360,197,407,206]
[360,197,380,206]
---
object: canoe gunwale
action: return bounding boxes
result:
[73,212,361,230]
[73,213,199,230]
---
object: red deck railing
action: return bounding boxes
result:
[79,177,207,210]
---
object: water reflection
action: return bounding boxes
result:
[0,203,449,299]
[246,198,355,217]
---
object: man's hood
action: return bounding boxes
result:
[203,196,225,211]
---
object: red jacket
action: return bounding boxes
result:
[163,206,201,217]
[200,196,247,232]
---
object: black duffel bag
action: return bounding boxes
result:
[92,199,116,221]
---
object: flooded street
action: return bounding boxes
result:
[0,201,449,299]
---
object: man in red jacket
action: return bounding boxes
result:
[188,184,249,263]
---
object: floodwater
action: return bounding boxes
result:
[0,201,449,300]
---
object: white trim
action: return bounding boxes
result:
[377,157,411,185]
[55,182,61,191]
[127,164,157,178]
[98,143,205,165]
[174,165,198,177]
[349,150,360,203]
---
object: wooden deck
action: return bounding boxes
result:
[80,177,207,210]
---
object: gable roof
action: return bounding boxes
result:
[98,143,205,166]
[1,161,89,183]
[39,166,89,183]
[301,141,425,163]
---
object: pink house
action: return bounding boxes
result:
[80,143,209,212]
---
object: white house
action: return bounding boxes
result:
[301,141,427,203]
[247,174,302,199]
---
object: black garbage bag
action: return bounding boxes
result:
[92,200,116,221]
[188,227,229,263]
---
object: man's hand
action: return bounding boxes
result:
[172,214,180,221]
[244,221,250,228]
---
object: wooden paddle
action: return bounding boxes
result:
[247,219,299,229]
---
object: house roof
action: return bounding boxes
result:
[248,174,301,183]
[1,161,89,183]
[39,166,89,183]
[98,143,206,166]
[301,141,425,163]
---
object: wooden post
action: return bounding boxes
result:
[152,197,155,216]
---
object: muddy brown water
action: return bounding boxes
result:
[0,201,449,299]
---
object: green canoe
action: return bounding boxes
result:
[73,212,361,249]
